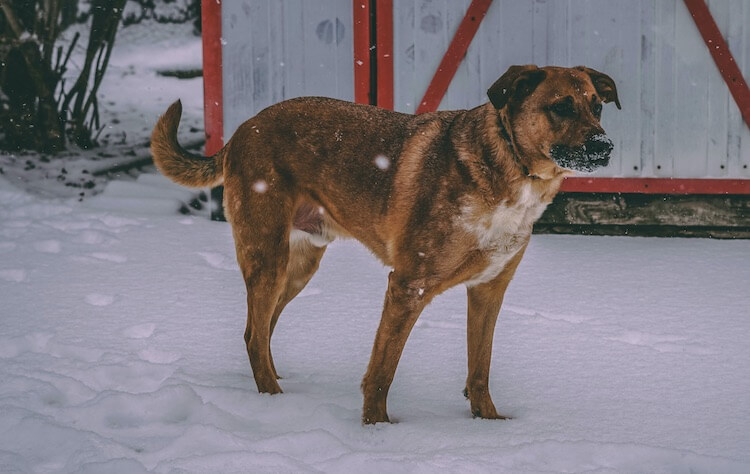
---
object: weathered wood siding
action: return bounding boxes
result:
[391,0,750,179]
[217,0,749,180]
[221,0,355,137]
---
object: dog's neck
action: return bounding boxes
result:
[451,104,568,206]
[492,105,570,200]
[494,110,533,178]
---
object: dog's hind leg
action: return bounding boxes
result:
[267,235,327,379]
[227,179,295,395]
[464,242,528,419]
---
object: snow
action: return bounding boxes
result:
[251,180,269,194]
[2,172,749,472]
[1,15,749,474]
[374,155,392,170]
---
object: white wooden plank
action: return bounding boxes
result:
[739,0,750,177]
[268,0,285,105]
[639,0,656,177]
[498,0,533,67]
[544,0,570,67]
[250,0,271,113]
[464,0,486,109]
[531,0,548,66]
[393,0,417,113]
[303,0,337,98]
[724,0,744,176]
[654,0,676,177]
[567,0,589,67]
[705,0,730,177]
[413,0,449,112]
[467,0,497,107]
[615,0,642,177]
[444,0,474,110]
[221,1,256,137]
[477,0,504,107]
[578,0,624,176]
[333,0,355,102]
[673,0,709,177]
[282,0,306,100]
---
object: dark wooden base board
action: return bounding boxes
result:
[534,224,750,239]
[536,193,750,239]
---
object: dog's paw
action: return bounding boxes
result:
[470,404,512,420]
[256,379,283,395]
[362,414,390,425]
[471,409,512,420]
[466,392,511,420]
[362,407,390,425]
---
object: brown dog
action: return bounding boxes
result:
[151,65,620,424]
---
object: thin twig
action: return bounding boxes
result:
[0,1,25,38]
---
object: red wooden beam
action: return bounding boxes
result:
[683,0,750,127]
[376,0,394,109]
[416,0,493,114]
[201,0,223,155]
[561,177,750,195]
[353,0,372,105]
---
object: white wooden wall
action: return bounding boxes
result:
[392,0,750,178]
[221,0,355,138]
[218,0,750,179]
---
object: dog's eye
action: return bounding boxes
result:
[592,103,603,118]
[549,100,575,118]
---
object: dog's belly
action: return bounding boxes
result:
[293,202,323,234]
[291,201,340,248]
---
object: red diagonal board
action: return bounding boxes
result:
[684,0,750,128]
[416,0,493,114]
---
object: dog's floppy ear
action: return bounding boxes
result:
[576,66,621,110]
[487,65,547,110]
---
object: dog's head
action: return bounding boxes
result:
[487,65,621,178]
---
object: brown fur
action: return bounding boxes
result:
[151,65,619,424]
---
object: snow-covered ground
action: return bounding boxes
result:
[1,16,750,474]
[2,174,749,473]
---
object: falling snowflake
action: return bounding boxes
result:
[252,180,268,193]
[374,155,391,170]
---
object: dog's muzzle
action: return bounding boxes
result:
[550,134,613,172]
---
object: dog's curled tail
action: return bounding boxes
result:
[151,100,224,188]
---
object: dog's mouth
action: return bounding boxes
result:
[550,134,613,172]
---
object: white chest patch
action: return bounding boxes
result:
[461,183,548,287]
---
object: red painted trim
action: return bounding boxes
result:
[415,0,493,114]
[684,0,750,127]
[376,0,394,109]
[561,177,750,195]
[201,0,223,155]
[353,0,371,105]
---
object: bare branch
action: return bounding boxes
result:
[0,1,25,39]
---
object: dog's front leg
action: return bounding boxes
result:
[361,271,431,424]
[465,243,528,419]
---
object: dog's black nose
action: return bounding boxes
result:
[584,134,613,158]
